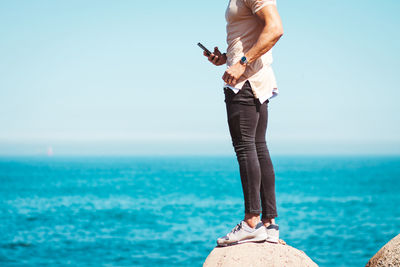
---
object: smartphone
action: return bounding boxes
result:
[198,42,212,56]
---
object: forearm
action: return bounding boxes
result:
[245,25,283,64]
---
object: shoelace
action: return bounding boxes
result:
[231,222,243,234]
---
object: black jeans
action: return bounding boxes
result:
[224,81,277,219]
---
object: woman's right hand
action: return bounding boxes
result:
[204,47,227,66]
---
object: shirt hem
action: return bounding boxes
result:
[253,2,277,14]
[223,85,279,104]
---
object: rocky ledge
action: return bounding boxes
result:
[366,233,400,267]
[203,241,318,267]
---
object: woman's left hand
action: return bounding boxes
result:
[222,61,246,86]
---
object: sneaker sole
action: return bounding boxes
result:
[217,234,268,247]
[265,236,279,244]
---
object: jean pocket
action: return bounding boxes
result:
[236,88,256,104]
[224,87,235,103]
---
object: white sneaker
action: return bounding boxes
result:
[216,220,268,247]
[265,224,279,243]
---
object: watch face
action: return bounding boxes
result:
[241,56,247,64]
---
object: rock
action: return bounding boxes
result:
[366,233,400,267]
[203,241,318,267]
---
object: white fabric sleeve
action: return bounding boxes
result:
[244,0,277,14]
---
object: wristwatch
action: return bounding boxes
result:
[240,56,248,66]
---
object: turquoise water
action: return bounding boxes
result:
[0,155,399,266]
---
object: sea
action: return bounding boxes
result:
[0,155,399,267]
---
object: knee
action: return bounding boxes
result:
[232,139,257,154]
[255,141,268,150]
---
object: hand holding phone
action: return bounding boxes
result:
[198,42,227,66]
[198,42,212,56]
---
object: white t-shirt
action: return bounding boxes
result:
[224,0,279,104]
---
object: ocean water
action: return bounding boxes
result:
[0,155,399,267]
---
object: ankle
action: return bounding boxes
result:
[244,220,259,228]
[244,213,260,228]
[262,218,276,227]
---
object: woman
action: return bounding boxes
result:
[203,0,283,246]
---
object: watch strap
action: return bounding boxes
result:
[240,56,248,65]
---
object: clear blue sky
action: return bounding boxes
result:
[0,0,399,155]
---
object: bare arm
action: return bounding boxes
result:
[244,4,283,64]
[222,4,283,85]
